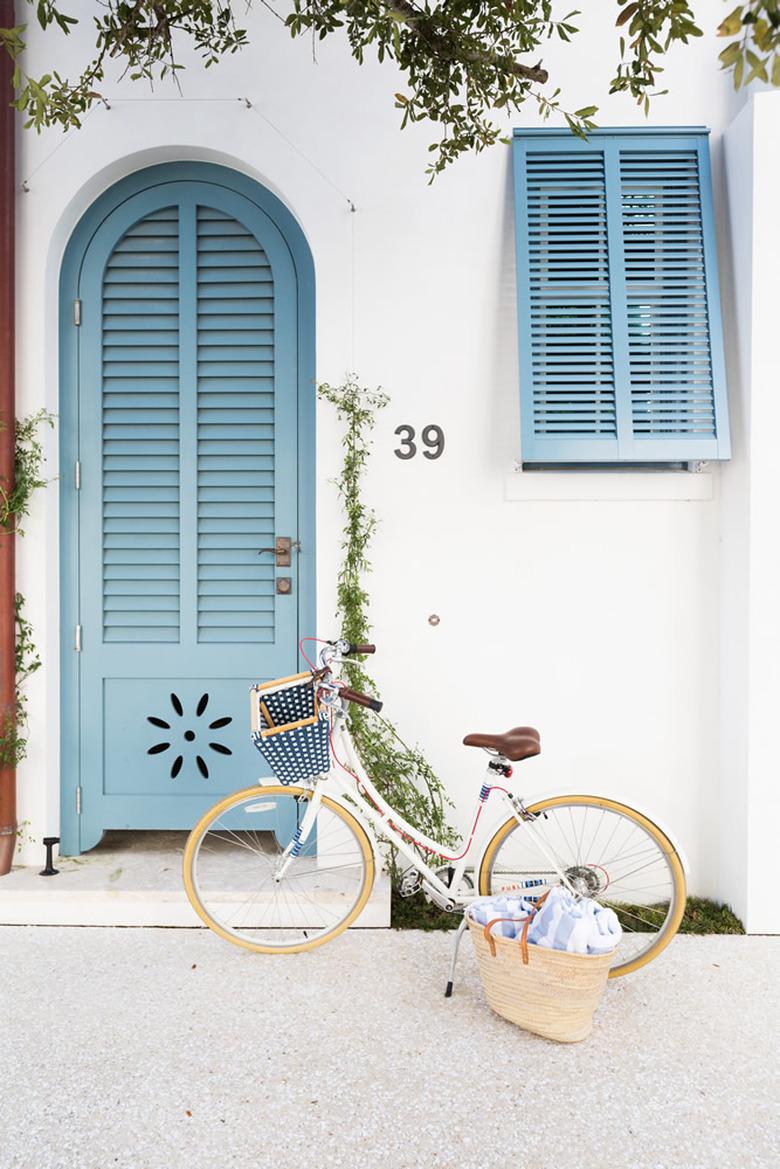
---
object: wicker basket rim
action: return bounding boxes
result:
[252,671,314,694]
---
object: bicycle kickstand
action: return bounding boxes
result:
[444,916,469,998]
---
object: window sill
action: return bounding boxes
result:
[504,470,714,502]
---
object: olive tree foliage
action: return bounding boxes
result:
[1,1,779,176]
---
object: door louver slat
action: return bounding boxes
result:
[101,207,180,642]
[196,207,275,643]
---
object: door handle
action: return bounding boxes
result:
[257,537,301,567]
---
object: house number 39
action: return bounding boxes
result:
[394,424,445,461]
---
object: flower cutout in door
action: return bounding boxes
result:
[147,692,233,779]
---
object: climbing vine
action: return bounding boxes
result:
[318,375,456,882]
[0,410,55,768]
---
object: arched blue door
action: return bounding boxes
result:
[59,163,315,854]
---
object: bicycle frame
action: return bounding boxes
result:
[275,705,577,908]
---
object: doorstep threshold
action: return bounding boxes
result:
[0,831,390,927]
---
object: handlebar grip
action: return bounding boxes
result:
[347,643,376,656]
[339,686,383,713]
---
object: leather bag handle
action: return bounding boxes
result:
[481,890,550,964]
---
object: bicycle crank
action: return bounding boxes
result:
[421,866,474,911]
[421,880,457,912]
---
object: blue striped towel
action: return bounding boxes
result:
[467,887,621,955]
[527,887,621,955]
[467,894,537,937]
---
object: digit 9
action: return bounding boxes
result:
[421,425,444,460]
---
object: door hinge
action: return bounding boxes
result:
[73,299,81,326]
[74,624,82,652]
[76,786,82,815]
[74,460,81,490]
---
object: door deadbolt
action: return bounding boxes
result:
[276,577,293,595]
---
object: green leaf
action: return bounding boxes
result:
[753,18,771,52]
[718,7,744,38]
[616,2,639,28]
[574,105,598,117]
[746,48,769,82]
[734,52,745,88]
[719,41,742,68]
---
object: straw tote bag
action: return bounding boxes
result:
[468,898,614,1043]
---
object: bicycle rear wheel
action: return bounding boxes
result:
[183,784,375,954]
[478,795,686,977]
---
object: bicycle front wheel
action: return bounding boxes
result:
[183,784,375,954]
[478,795,686,977]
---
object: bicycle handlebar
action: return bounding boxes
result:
[343,643,376,657]
[338,686,383,713]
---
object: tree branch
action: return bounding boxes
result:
[388,0,549,83]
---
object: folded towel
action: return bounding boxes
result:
[467,886,622,955]
[526,887,622,955]
[467,894,536,937]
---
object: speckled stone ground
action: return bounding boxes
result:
[0,929,776,1169]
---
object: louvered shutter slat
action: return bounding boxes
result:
[514,131,730,462]
[524,148,616,443]
[196,207,276,644]
[620,151,715,438]
[101,207,181,642]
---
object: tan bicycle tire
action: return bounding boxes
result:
[477,794,687,978]
[183,783,376,954]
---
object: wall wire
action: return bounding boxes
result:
[18,93,359,367]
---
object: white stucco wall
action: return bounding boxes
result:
[10,2,771,923]
[721,94,780,932]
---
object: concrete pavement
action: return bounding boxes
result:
[0,928,776,1169]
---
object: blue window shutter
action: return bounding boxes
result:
[101,206,181,641]
[513,129,730,464]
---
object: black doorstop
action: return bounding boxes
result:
[40,837,60,876]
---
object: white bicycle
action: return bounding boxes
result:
[183,638,687,977]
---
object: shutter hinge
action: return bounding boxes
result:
[76,786,82,815]
[74,624,82,652]
[75,460,81,490]
[73,299,81,326]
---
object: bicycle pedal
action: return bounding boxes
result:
[399,867,422,898]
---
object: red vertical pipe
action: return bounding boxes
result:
[0,0,16,875]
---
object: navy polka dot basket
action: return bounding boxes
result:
[250,672,331,784]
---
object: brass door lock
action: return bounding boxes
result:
[276,577,292,595]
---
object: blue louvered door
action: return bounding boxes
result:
[71,177,310,850]
[513,130,730,462]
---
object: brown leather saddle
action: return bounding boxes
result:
[462,726,540,762]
